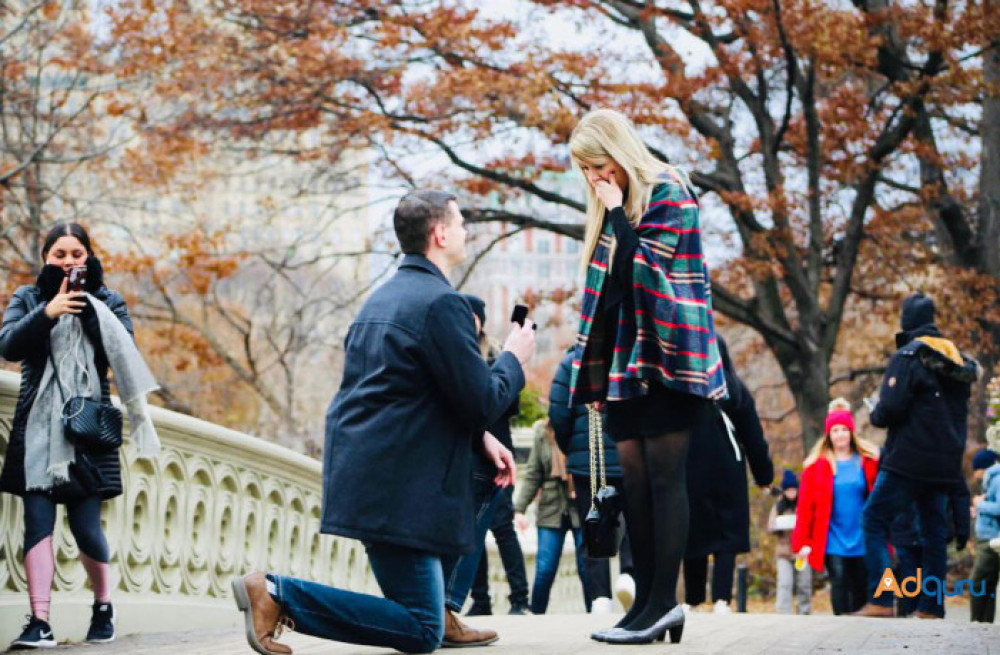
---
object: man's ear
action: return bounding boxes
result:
[430,221,447,248]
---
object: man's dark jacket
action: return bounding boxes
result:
[548,348,621,479]
[320,255,524,556]
[871,319,978,485]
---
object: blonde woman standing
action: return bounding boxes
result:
[791,399,879,615]
[567,109,727,645]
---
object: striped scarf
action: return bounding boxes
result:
[569,170,727,404]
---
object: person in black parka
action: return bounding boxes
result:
[683,336,774,612]
[1,223,136,649]
[858,293,979,619]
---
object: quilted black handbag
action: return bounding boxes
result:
[583,405,622,558]
[48,350,123,452]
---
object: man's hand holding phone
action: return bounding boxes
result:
[504,304,536,366]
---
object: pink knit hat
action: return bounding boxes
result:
[825,409,855,435]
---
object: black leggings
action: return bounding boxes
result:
[824,554,867,615]
[683,552,736,605]
[24,493,109,562]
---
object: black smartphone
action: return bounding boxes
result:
[67,266,87,293]
[510,304,528,327]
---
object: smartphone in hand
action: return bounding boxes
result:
[67,266,87,293]
[510,304,537,331]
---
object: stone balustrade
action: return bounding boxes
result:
[0,371,590,645]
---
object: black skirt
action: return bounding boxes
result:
[606,383,712,442]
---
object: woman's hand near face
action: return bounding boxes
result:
[594,176,624,209]
[44,277,86,320]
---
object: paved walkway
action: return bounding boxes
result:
[37,612,1000,654]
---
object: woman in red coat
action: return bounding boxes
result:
[791,399,879,615]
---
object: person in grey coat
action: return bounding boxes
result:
[768,470,811,615]
[232,190,536,655]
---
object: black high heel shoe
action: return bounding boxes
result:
[601,605,685,645]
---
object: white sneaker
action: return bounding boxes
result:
[713,600,732,615]
[680,603,693,617]
[591,596,614,614]
[614,573,635,611]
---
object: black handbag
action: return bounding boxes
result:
[583,405,622,558]
[48,350,123,452]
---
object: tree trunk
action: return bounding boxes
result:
[974,10,1000,443]
[977,3,1000,282]
[769,339,831,451]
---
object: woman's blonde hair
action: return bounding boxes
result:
[569,109,673,270]
[803,397,879,472]
[480,333,501,360]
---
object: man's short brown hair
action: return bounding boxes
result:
[393,190,458,254]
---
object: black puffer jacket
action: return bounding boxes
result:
[0,270,132,501]
[548,348,621,479]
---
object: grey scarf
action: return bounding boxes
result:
[25,294,160,491]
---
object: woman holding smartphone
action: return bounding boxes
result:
[568,109,727,645]
[0,222,159,649]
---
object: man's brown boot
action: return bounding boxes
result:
[442,608,499,648]
[913,611,942,619]
[232,572,294,655]
[850,603,894,618]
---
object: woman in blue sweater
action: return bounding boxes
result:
[971,446,1000,623]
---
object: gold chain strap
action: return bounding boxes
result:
[587,404,607,511]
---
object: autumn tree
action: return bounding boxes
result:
[108,153,388,448]
[111,0,999,448]
[0,0,132,285]
[0,2,389,446]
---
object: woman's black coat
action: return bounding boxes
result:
[685,341,774,557]
[0,282,133,502]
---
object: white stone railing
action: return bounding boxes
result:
[0,371,590,645]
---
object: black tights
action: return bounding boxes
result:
[615,429,690,630]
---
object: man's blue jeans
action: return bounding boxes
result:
[443,476,504,612]
[531,516,587,614]
[894,543,923,617]
[862,470,949,616]
[268,542,444,653]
